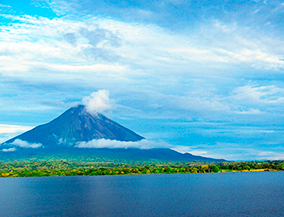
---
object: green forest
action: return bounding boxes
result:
[1,160,284,177]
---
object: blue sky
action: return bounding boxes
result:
[1,0,284,160]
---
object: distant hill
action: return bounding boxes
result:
[0,105,225,163]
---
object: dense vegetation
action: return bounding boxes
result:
[1,160,284,177]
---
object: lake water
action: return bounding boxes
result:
[0,172,284,217]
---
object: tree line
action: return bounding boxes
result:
[1,160,284,177]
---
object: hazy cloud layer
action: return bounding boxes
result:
[0,124,33,134]
[0,124,34,144]
[181,142,284,161]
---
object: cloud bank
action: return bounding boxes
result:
[76,139,169,149]
[75,139,206,156]
[82,90,113,115]
[75,139,216,159]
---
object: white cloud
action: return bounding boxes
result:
[82,90,114,115]
[76,139,169,149]
[1,147,16,152]
[10,139,42,148]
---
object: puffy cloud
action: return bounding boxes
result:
[10,139,42,148]
[82,90,114,115]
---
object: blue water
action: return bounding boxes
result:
[0,172,284,217]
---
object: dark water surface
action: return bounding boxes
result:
[1,172,284,217]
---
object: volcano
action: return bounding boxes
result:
[3,105,144,148]
[0,105,225,162]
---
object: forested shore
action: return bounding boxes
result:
[1,160,284,177]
